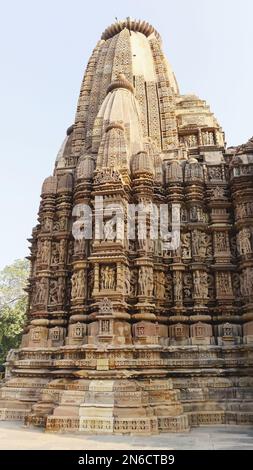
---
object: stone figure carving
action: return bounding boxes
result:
[208,166,222,180]
[181,233,191,258]
[202,131,214,145]
[193,271,208,299]
[40,240,50,264]
[237,228,252,255]
[153,272,165,299]
[189,206,207,223]
[100,266,116,290]
[240,269,253,296]
[43,217,52,232]
[174,271,182,302]
[51,243,59,265]
[54,217,67,232]
[49,278,64,304]
[236,202,253,220]
[71,322,85,339]
[192,230,209,257]
[216,232,227,252]
[71,271,86,299]
[223,323,233,337]
[217,273,231,295]
[104,219,116,241]
[139,267,153,296]
[181,208,188,223]
[124,268,131,295]
[94,168,121,184]
[34,278,48,305]
[190,206,198,222]
[59,217,67,231]
[183,273,193,299]
[184,134,198,147]
[59,239,66,263]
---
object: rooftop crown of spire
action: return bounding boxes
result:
[101,17,161,41]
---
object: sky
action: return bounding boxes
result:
[0,0,252,270]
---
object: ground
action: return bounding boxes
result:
[0,422,252,450]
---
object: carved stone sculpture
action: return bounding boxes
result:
[237,228,252,255]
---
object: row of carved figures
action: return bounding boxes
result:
[34,227,253,272]
[31,266,253,308]
[179,130,216,147]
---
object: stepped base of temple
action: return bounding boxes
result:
[0,344,253,434]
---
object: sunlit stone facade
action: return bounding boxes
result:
[1,19,253,433]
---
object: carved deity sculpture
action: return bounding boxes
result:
[34,278,48,305]
[43,217,52,232]
[185,134,198,147]
[202,131,214,145]
[100,266,116,290]
[51,243,59,265]
[208,166,222,180]
[139,266,153,297]
[181,233,191,258]
[59,239,66,262]
[71,271,85,299]
[104,219,116,241]
[183,273,193,300]
[174,271,183,302]
[49,278,64,304]
[154,271,166,299]
[40,240,50,264]
[124,268,131,295]
[216,232,227,252]
[237,228,252,255]
[241,269,253,296]
[217,272,231,295]
[193,271,208,299]
[192,230,209,257]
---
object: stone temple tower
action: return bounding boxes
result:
[1,19,253,434]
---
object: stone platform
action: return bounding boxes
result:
[0,344,253,434]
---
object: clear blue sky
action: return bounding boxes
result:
[0,0,252,270]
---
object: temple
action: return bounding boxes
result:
[0,18,253,434]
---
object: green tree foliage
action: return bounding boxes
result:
[0,259,29,368]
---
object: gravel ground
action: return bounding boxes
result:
[0,422,252,450]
